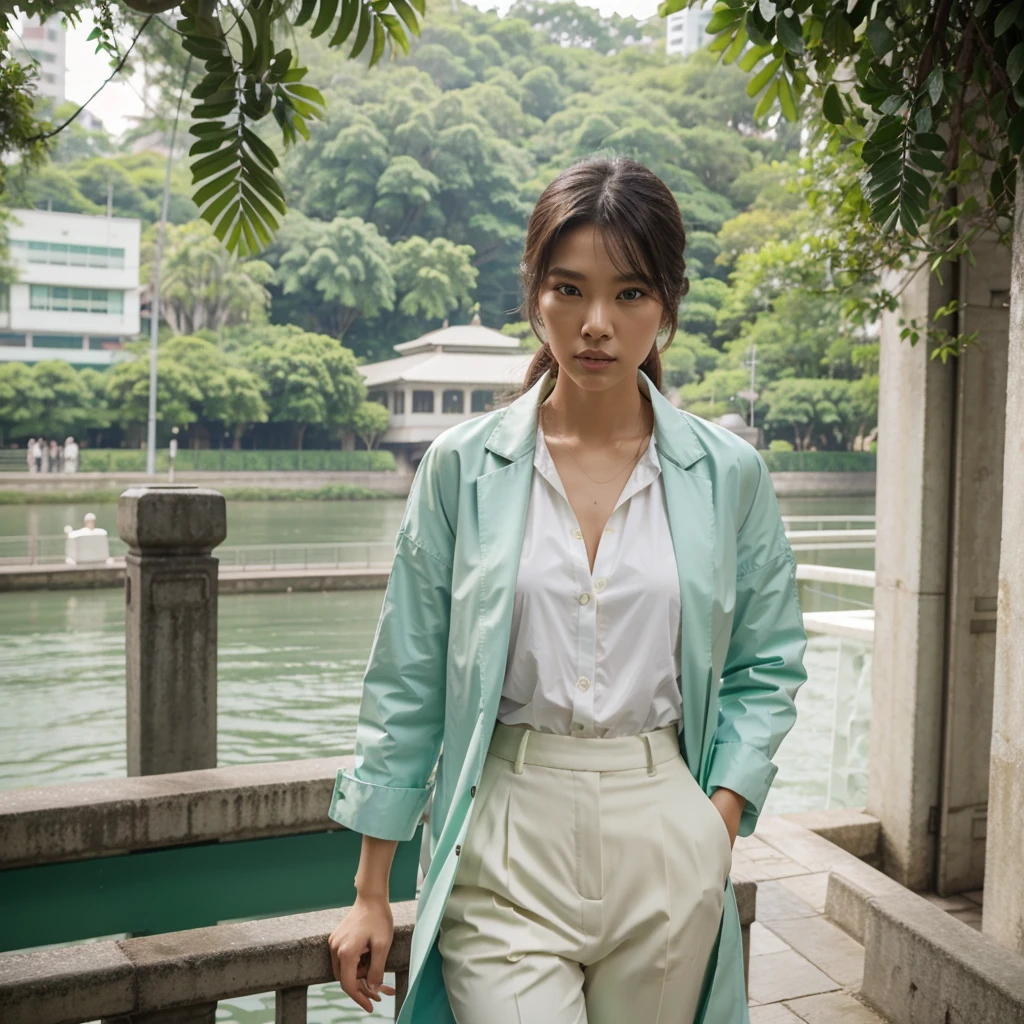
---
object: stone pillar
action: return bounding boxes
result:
[117,485,227,776]
[934,235,1009,895]
[867,235,1009,894]
[984,168,1024,954]
[868,261,957,892]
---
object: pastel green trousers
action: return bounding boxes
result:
[438,722,733,1024]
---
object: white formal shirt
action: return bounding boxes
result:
[497,415,683,738]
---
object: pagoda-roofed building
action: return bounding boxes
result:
[359,313,533,469]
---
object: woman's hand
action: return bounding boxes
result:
[709,786,745,848]
[329,894,397,1013]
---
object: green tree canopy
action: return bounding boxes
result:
[149,220,275,335]
[243,327,366,448]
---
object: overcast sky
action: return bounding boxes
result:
[63,0,665,135]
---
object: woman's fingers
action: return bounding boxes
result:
[339,941,373,1013]
[365,936,390,998]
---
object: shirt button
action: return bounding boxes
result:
[470,786,476,797]
[579,593,591,605]
[455,844,462,856]
[571,528,582,539]
[576,676,590,692]
[594,578,606,592]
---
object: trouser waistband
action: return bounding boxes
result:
[488,721,681,775]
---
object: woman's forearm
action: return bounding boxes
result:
[354,834,400,900]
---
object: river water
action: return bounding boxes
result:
[0,495,873,1021]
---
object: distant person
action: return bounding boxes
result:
[39,438,49,473]
[63,436,79,474]
[49,438,61,473]
[26,438,36,473]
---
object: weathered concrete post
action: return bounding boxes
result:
[869,228,1009,894]
[118,484,227,776]
[984,168,1024,955]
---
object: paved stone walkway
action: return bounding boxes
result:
[922,888,985,931]
[734,831,889,1023]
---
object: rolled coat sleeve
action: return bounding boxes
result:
[707,450,808,837]
[328,441,455,842]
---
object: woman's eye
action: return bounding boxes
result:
[554,284,644,300]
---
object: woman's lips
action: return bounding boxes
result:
[576,352,615,370]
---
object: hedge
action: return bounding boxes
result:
[78,449,397,473]
[0,485,397,504]
[758,450,876,472]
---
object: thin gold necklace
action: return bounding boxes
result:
[540,402,650,486]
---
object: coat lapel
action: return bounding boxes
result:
[475,372,551,719]
[641,371,717,784]
[474,368,716,779]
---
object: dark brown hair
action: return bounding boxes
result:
[516,155,690,396]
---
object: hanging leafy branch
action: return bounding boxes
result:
[660,0,1020,358]
[179,0,423,257]
[0,0,425,257]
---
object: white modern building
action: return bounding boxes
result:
[666,4,714,56]
[359,315,533,468]
[0,209,142,367]
[11,14,66,104]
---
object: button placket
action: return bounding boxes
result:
[570,511,597,737]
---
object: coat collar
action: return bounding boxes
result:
[484,367,707,470]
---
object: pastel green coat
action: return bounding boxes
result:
[329,368,808,1023]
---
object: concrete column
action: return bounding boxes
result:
[868,261,956,892]
[984,168,1024,955]
[868,234,1010,894]
[117,485,227,776]
[935,236,1009,895]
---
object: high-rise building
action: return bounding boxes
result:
[666,5,714,57]
[11,14,66,104]
[0,210,141,368]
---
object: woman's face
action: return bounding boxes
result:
[536,222,666,394]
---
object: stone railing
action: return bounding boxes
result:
[0,758,758,1021]
[0,756,348,869]
[0,900,417,1024]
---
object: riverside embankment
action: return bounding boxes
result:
[0,468,873,501]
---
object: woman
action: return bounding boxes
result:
[328,156,808,1024]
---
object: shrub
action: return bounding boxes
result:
[78,449,397,473]
[758,450,876,472]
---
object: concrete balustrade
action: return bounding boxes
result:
[0,900,418,1024]
[0,759,761,1021]
[0,757,349,870]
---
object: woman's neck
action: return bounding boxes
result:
[542,367,652,444]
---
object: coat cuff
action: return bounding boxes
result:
[706,741,778,837]
[328,768,433,843]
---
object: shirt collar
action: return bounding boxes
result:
[534,415,661,512]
